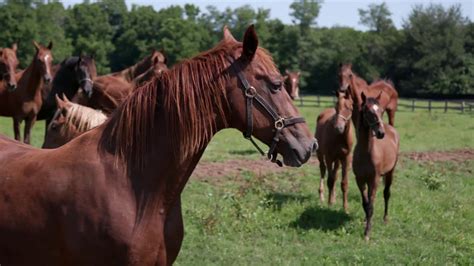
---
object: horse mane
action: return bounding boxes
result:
[99,39,278,172]
[62,102,107,134]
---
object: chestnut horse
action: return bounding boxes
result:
[284,70,300,100]
[315,90,354,212]
[0,41,53,143]
[42,95,106,148]
[0,44,19,91]
[111,49,167,84]
[353,91,399,240]
[338,63,398,126]
[0,25,315,265]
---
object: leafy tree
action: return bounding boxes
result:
[0,2,38,67]
[65,3,114,74]
[290,0,322,33]
[395,4,470,95]
[358,2,395,33]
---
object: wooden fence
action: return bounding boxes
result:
[297,95,474,113]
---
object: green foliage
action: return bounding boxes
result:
[0,1,471,96]
[358,2,395,33]
[395,4,472,96]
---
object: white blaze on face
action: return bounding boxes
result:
[44,54,50,63]
[372,104,379,112]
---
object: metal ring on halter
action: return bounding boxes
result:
[275,118,284,130]
[245,86,257,98]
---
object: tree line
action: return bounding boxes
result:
[0,0,472,97]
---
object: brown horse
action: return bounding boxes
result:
[284,70,300,100]
[315,90,354,212]
[75,52,168,114]
[0,25,315,265]
[0,43,19,91]
[0,41,53,143]
[353,91,400,240]
[42,95,107,148]
[111,49,167,84]
[338,63,398,126]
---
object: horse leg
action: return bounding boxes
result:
[387,108,395,126]
[23,116,37,144]
[355,176,369,228]
[383,170,394,224]
[365,176,379,241]
[317,153,326,203]
[13,118,21,141]
[327,160,339,206]
[165,198,184,265]
[341,156,350,213]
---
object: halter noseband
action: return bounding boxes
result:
[337,113,352,122]
[227,56,306,167]
[79,78,93,86]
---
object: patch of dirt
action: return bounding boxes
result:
[404,149,474,163]
[192,149,473,181]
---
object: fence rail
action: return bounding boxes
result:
[297,95,474,113]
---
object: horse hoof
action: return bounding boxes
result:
[364,235,370,242]
[384,217,389,224]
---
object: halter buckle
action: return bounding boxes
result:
[275,118,285,130]
[245,86,257,98]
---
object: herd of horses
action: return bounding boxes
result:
[0,25,399,264]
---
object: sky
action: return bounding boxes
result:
[62,0,473,30]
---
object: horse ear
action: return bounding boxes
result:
[376,90,383,100]
[223,25,237,42]
[361,91,367,104]
[241,24,258,61]
[55,94,66,109]
[62,93,71,103]
[47,41,53,50]
[12,43,17,52]
[285,69,290,75]
[33,41,40,51]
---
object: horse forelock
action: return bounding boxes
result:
[99,40,278,172]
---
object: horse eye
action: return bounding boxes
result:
[271,80,282,91]
[50,123,58,130]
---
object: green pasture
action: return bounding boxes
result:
[0,100,473,264]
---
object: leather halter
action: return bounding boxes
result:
[337,113,352,122]
[227,56,306,167]
[79,78,93,86]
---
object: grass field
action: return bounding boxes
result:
[0,101,473,264]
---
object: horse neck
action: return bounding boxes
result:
[355,111,373,153]
[119,57,151,82]
[20,59,43,97]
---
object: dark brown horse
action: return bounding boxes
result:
[316,90,354,212]
[352,91,399,240]
[0,25,315,265]
[0,41,53,143]
[0,43,19,91]
[338,63,398,126]
[40,55,97,123]
[284,70,300,100]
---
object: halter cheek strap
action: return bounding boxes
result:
[227,56,306,167]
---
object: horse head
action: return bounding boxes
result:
[33,41,54,85]
[284,70,301,100]
[223,25,316,167]
[0,43,19,91]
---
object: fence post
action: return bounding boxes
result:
[317,95,320,107]
[461,101,465,113]
[412,99,415,112]
[444,101,448,113]
[428,100,432,113]
[300,96,303,107]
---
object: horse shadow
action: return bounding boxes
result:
[290,205,352,231]
[265,192,311,211]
